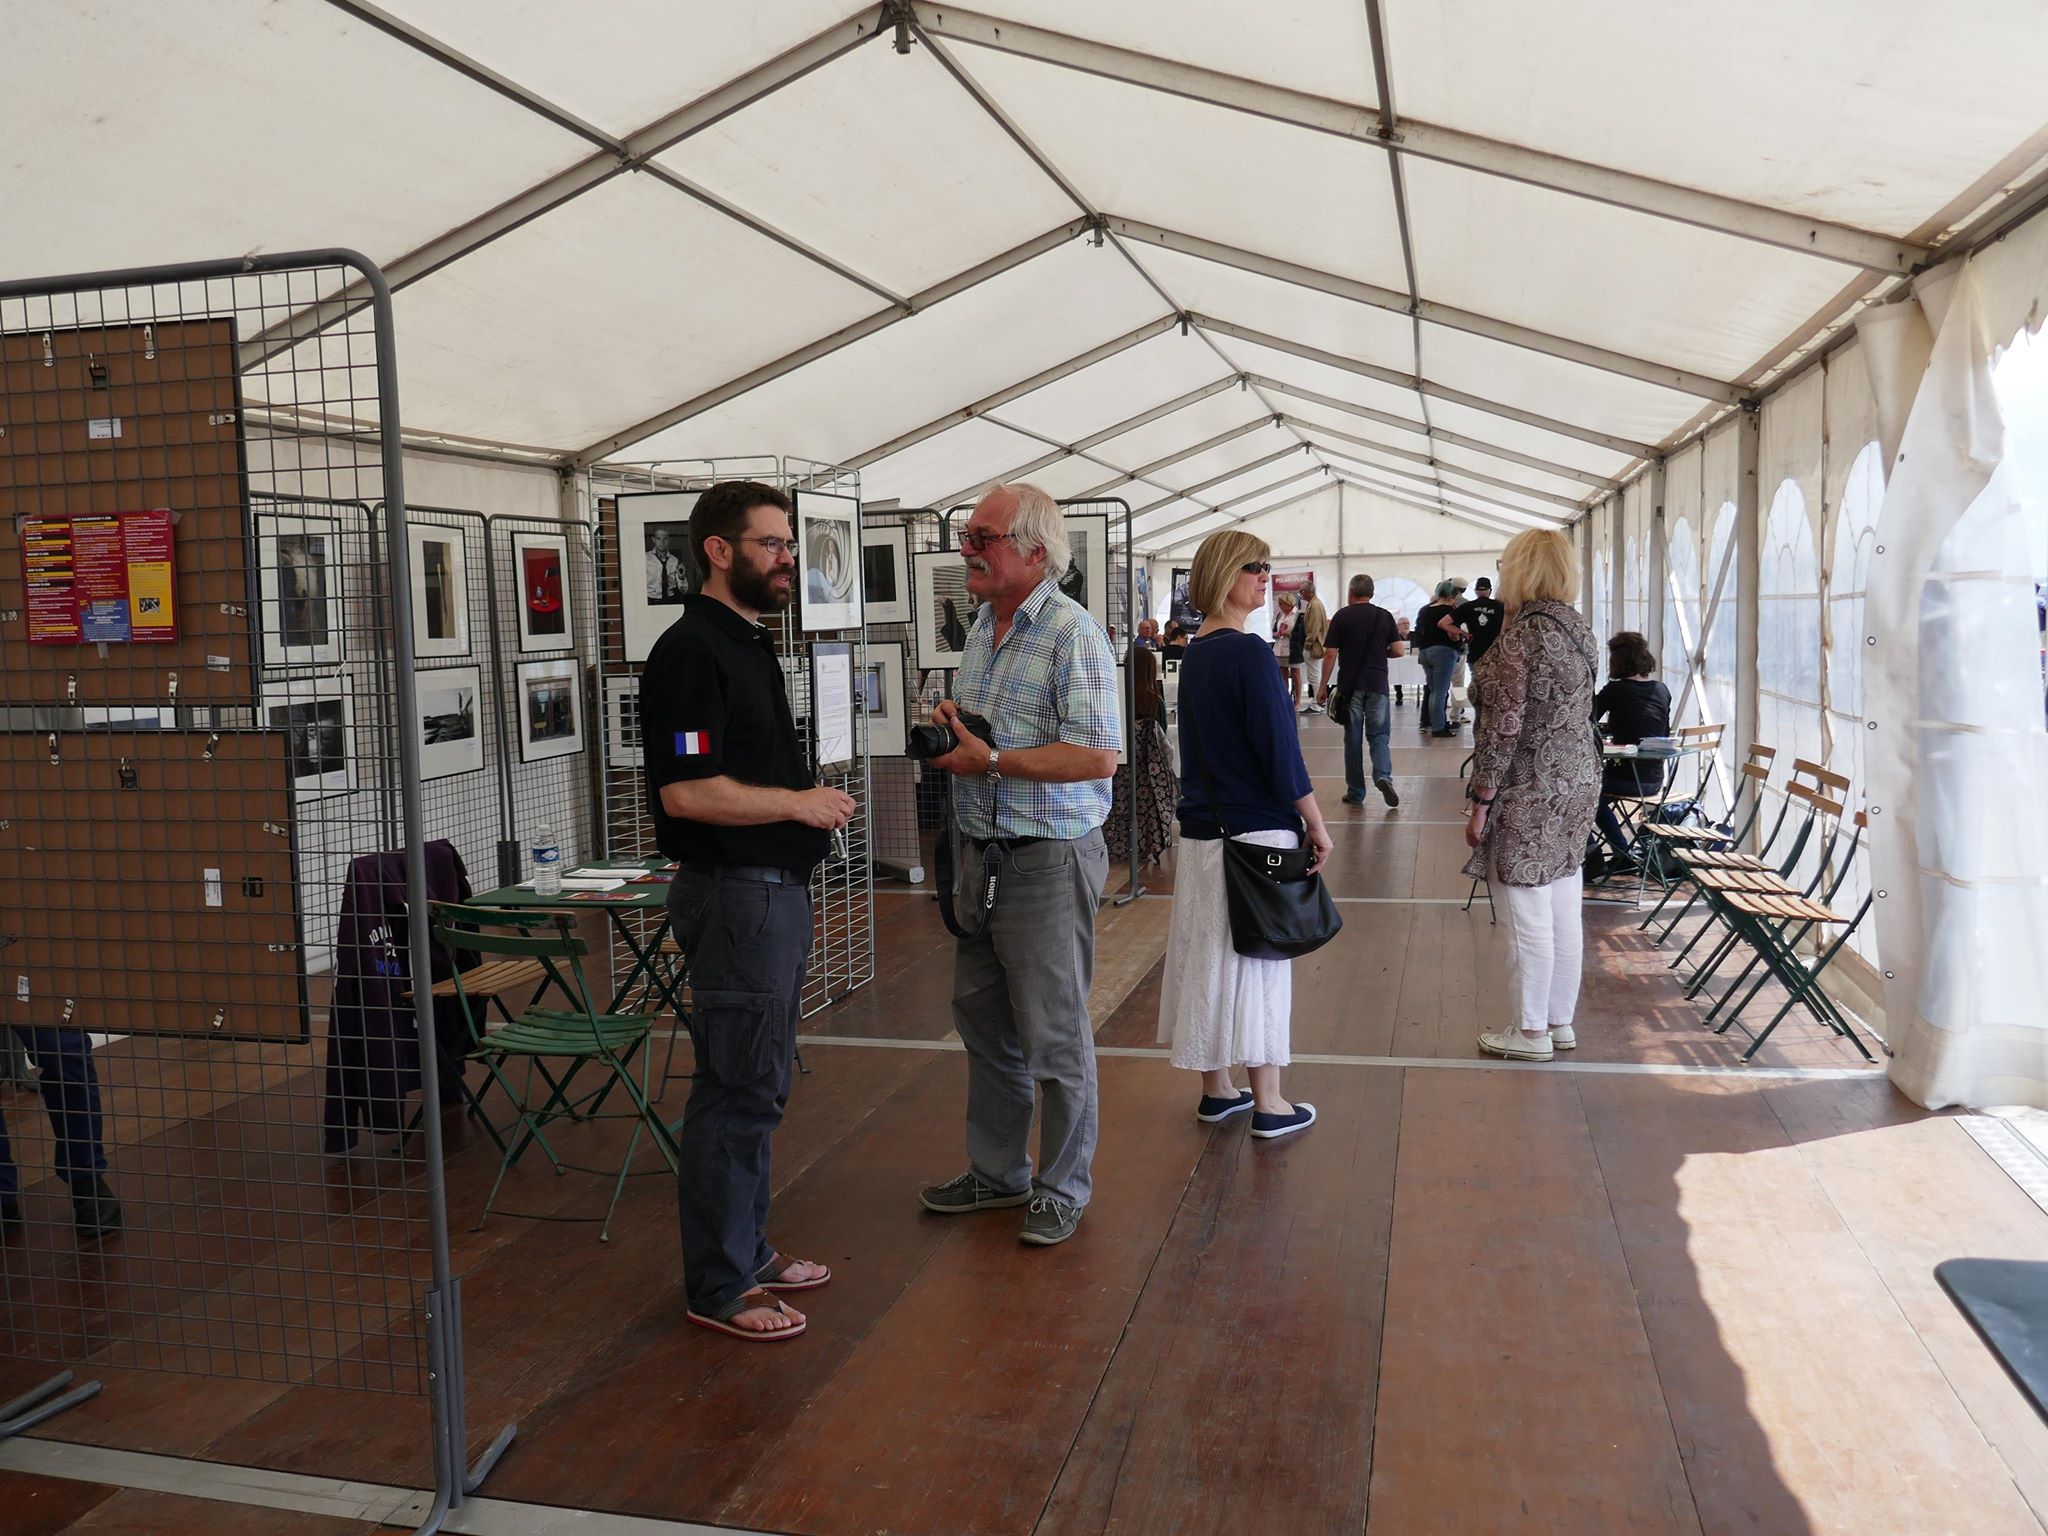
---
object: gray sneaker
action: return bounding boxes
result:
[919,1170,1031,1215]
[1019,1194,1081,1246]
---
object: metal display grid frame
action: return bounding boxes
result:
[0,251,505,1535]
[586,459,875,1020]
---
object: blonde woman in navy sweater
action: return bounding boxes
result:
[1155,529,1332,1140]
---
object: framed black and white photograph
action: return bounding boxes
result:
[512,529,573,654]
[860,522,911,627]
[259,514,345,669]
[856,640,908,757]
[795,489,863,634]
[1059,512,1110,634]
[603,674,642,768]
[407,520,471,660]
[616,490,700,662]
[517,657,584,763]
[262,678,354,796]
[912,548,973,671]
[416,665,484,781]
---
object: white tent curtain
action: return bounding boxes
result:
[1855,216,2048,1110]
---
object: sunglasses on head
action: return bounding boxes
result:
[1240,560,1271,574]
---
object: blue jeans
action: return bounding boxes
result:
[0,1026,108,1199]
[1344,689,1392,797]
[1419,646,1459,731]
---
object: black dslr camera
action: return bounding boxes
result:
[907,709,992,762]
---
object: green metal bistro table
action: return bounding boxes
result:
[467,858,684,1019]
[1593,743,1708,902]
[466,858,688,1123]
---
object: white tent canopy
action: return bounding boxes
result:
[8,0,2047,551]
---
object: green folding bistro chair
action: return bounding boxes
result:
[430,902,679,1243]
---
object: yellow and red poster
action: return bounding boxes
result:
[23,508,178,645]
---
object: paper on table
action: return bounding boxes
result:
[559,876,631,891]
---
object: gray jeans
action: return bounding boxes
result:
[951,827,1108,1207]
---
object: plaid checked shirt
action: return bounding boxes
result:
[951,579,1121,841]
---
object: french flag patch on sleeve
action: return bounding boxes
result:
[676,730,710,756]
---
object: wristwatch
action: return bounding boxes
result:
[985,747,1002,781]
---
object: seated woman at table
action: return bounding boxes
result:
[1591,631,1672,871]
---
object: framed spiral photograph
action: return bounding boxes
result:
[794,489,863,635]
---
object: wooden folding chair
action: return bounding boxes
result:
[1641,744,1782,939]
[431,902,678,1243]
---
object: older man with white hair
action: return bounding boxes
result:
[918,483,1121,1248]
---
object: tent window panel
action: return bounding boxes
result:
[1704,501,1741,780]
[1826,441,1884,963]
[1663,515,1701,726]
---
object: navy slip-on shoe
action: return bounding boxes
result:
[1195,1089,1256,1124]
[1250,1102,1318,1141]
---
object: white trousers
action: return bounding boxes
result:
[1491,862,1585,1034]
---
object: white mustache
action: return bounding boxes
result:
[966,559,990,572]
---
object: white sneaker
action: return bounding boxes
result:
[1478,1028,1554,1062]
[1549,1025,1577,1050]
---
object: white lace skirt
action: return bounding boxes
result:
[1156,830,1297,1070]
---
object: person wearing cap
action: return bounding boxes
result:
[1452,577,1506,668]
[1414,579,1466,738]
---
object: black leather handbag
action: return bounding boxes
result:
[1183,695,1342,961]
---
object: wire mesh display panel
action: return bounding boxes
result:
[860,508,948,887]
[0,263,437,1395]
[589,459,874,1018]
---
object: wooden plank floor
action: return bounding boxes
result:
[5,720,2045,1534]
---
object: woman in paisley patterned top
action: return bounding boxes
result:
[1461,529,1601,1062]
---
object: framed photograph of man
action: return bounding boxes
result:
[517,657,584,763]
[855,640,908,757]
[615,490,700,663]
[603,674,642,768]
[795,489,863,634]
[861,522,912,626]
[262,677,354,796]
[258,514,345,669]
[1059,512,1109,635]
[912,549,973,672]
[407,520,471,660]
[415,664,484,781]
[512,530,573,653]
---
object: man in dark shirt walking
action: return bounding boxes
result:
[641,481,855,1343]
[1317,574,1409,807]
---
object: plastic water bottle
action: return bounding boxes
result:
[531,825,561,895]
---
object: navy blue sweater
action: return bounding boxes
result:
[1175,628,1313,839]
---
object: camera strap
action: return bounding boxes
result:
[933,779,1001,940]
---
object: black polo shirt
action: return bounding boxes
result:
[640,593,826,873]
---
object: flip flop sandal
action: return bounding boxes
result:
[687,1290,807,1342]
[756,1251,832,1292]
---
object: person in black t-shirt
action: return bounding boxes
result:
[1414,581,1465,736]
[641,480,855,1343]
[1590,631,1673,867]
[1317,574,1408,806]
[1451,577,1506,666]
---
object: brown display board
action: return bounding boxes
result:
[0,730,308,1043]
[0,318,252,704]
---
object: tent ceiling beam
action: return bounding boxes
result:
[912,4,1923,274]
[1246,375,1615,491]
[1327,471,1538,543]
[245,6,890,370]
[1282,416,1580,512]
[1136,466,1333,548]
[909,17,1322,474]
[1066,414,1279,500]
[1131,442,1316,516]
[1194,315,1656,459]
[960,413,1214,510]
[1110,218,1745,403]
[920,375,1238,508]
[921,376,1236,507]
[845,314,1179,467]
[1312,442,1564,526]
[576,217,1090,466]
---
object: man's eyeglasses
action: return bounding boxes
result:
[720,535,796,558]
[958,530,1022,553]
[1240,560,1272,574]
